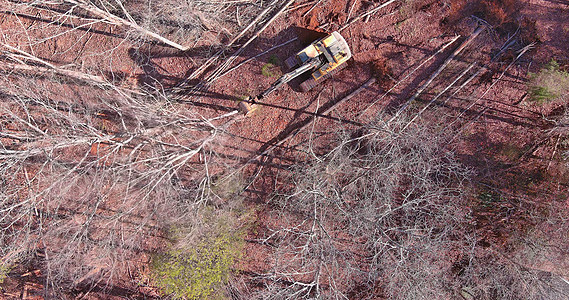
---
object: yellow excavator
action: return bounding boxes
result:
[238,31,352,115]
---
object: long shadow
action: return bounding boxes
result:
[128,48,189,88]
[256,99,363,126]
[2,10,123,41]
[177,87,364,125]
[256,80,373,156]
[214,133,299,163]
[447,93,542,117]
[286,130,337,154]
[414,93,544,129]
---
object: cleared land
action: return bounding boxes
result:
[1,0,568,299]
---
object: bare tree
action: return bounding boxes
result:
[250,115,472,299]
[249,111,569,299]
[0,59,226,295]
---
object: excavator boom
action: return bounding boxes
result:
[258,58,320,100]
[238,59,320,115]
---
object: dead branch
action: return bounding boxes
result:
[388,26,485,124]
[346,0,358,23]
[340,0,398,31]
[62,0,188,50]
[184,0,281,82]
[401,61,477,132]
[302,0,324,18]
[2,60,108,85]
[359,35,461,118]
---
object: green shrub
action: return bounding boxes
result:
[0,263,12,284]
[477,191,501,207]
[151,224,244,299]
[261,55,281,78]
[527,60,569,103]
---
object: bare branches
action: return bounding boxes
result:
[61,0,188,50]
[254,116,471,298]
[184,0,282,82]
[0,56,224,292]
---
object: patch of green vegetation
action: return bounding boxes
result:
[261,55,281,78]
[477,191,502,207]
[527,60,569,103]
[0,263,12,284]
[151,217,245,299]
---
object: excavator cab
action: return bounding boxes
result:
[284,31,352,92]
[238,31,351,116]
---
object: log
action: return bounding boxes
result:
[302,0,324,18]
[407,26,485,104]
[358,35,461,118]
[340,0,398,31]
[185,0,281,81]
[64,0,187,51]
[447,43,535,142]
[388,26,485,124]
[2,61,108,84]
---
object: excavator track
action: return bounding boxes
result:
[300,62,348,92]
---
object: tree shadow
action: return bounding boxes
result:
[127,47,189,88]
[2,7,127,42]
[423,94,544,129]
[255,79,374,156]
[73,282,159,299]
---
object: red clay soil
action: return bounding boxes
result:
[196,0,569,295]
[1,0,569,298]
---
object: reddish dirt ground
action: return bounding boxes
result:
[1,0,569,298]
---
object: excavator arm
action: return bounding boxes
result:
[238,58,320,115]
[257,58,320,100]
